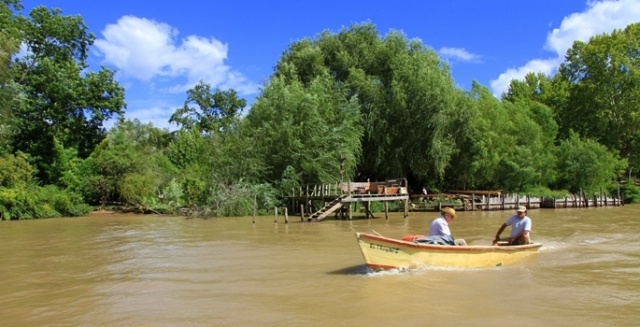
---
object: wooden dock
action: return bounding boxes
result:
[284,182,623,222]
[411,189,622,212]
[286,179,410,222]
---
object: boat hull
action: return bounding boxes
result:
[355,232,542,269]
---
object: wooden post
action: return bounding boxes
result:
[404,197,408,218]
[617,182,622,206]
[284,207,289,224]
[305,185,309,218]
[274,207,278,222]
[583,189,589,208]
[300,204,304,221]
[253,194,256,224]
[365,201,370,219]
[384,187,388,220]
[384,202,388,220]
[471,193,475,211]
[578,189,583,207]
[348,203,352,220]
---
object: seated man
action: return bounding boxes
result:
[493,205,532,245]
[416,207,467,246]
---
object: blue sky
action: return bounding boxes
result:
[20,0,640,130]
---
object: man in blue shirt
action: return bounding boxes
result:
[425,207,467,246]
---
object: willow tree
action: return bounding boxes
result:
[558,22,640,176]
[443,83,508,190]
[440,83,552,192]
[500,73,564,190]
[269,23,462,189]
[555,131,626,193]
[246,68,363,187]
[502,72,570,127]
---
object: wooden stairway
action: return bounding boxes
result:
[308,194,349,221]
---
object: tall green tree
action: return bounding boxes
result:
[502,72,570,117]
[169,80,246,133]
[558,22,640,175]
[169,81,264,185]
[0,0,22,154]
[10,6,125,183]
[166,82,269,213]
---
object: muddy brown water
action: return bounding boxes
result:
[1,205,639,326]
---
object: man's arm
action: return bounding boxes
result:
[493,223,508,245]
[510,230,530,244]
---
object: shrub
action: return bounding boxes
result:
[621,183,640,204]
[0,185,90,220]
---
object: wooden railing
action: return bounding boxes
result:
[290,178,409,198]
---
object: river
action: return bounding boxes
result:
[1,205,639,326]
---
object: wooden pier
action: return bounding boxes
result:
[286,179,410,222]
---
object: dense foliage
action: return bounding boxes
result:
[0,1,637,219]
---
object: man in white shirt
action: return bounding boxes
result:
[493,205,532,245]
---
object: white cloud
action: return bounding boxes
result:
[126,105,179,130]
[490,0,640,97]
[105,104,180,131]
[93,15,259,95]
[546,0,640,56]
[438,47,481,62]
[490,58,561,98]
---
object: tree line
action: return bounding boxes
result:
[1,1,639,219]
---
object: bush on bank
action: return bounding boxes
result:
[0,185,91,220]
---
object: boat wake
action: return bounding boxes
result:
[362,264,504,277]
